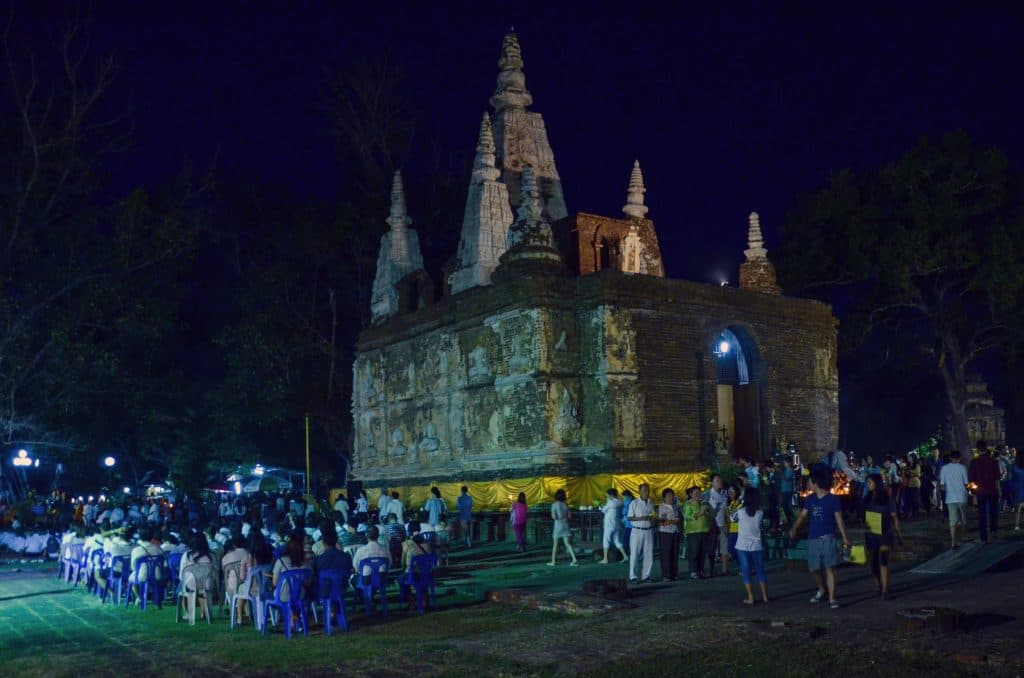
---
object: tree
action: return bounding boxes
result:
[0,9,201,476]
[778,131,1024,455]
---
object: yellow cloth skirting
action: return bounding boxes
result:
[330,472,709,512]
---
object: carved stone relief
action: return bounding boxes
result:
[554,384,581,446]
[388,428,408,457]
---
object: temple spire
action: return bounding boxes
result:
[493,164,563,276]
[386,170,411,231]
[449,113,514,294]
[370,169,425,322]
[738,210,781,294]
[472,112,500,182]
[744,211,767,260]
[490,29,533,111]
[622,159,648,219]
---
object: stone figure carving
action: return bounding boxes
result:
[418,419,441,454]
[554,330,567,353]
[363,369,377,402]
[362,433,379,467]
[555,386,581,445]
[508,334,530,373]
[438,351,449,384]
[452,422,466,455]
[388,428,407,457]
[468,345,492,382]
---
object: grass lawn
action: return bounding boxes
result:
[0,563,1007,677]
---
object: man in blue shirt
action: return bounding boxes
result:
[456,486,474,549]
[739,457,761,488]
[789,466,851,609]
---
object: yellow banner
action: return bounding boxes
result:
[330,471,708,512]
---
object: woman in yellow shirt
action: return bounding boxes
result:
[725,484,743,569]
[904,454,922,519]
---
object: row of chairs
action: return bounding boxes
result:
[59,542,439,638]
[59,544,222,622]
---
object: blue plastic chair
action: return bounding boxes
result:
[127,555,168,610]
[59,543,79,582]
[262,569,311,639]
[86,550,105,595]
[316,566,351,635]
[403,553,438,614]
[167,552,183,603]
[66,544,85,585]
[101,556,131,605]
[353,557,390,616]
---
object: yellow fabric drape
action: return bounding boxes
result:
[330,471,709,512]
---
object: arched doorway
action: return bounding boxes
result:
[598,236,621,271]
[714,327,765,460]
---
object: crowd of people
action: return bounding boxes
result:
[43,484,491,629]
[562,442,1024,607]
[10,440,1024,623]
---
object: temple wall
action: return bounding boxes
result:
[352,269,838,486]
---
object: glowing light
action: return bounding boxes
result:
[103,456,116,467]
[18,449,27,457]
[253,464,265,476]
[99,494,106,502]
[233,481,242,495]
[34,458,39,467]
[71,497,76,503]
[13,449,32,467]
[718,340,730,354]
[87,496,93,502]
[123,486,131,494]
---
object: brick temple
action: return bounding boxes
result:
[351,31,838,488]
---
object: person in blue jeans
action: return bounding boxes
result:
[734,487,769,605]
[621,490,634,555]
[789,466,851,609]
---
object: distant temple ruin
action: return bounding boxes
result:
[351,31,838,488]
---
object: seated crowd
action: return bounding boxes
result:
[58,501,444,627]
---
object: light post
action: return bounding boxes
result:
[12,449,33,498]
[103,455,116,491]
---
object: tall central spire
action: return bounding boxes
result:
[489,30,533,112]
[488,30,568,223]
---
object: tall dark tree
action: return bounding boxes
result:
[0,10,200,480]
[778,131,1024,455]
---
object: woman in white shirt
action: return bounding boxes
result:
[733,486,768,605]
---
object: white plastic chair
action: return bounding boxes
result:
[177,562,217,625]
[229,565,270,629]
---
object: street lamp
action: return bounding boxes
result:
[102,455,116,490]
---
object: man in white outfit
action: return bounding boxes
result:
[626,483,655,583]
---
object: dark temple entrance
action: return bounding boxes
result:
[714,327,765,460]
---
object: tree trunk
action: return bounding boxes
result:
[939,333,971,455]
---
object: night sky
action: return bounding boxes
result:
[73,2,1022,283]
[18,2,1024,453]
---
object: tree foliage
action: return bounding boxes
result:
[0,10,201,488]
[778,131,1024,454]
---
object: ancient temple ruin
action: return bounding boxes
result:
[351,31,839,490]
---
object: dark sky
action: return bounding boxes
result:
[73,1,1023,284]
[18,2,1023,453]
